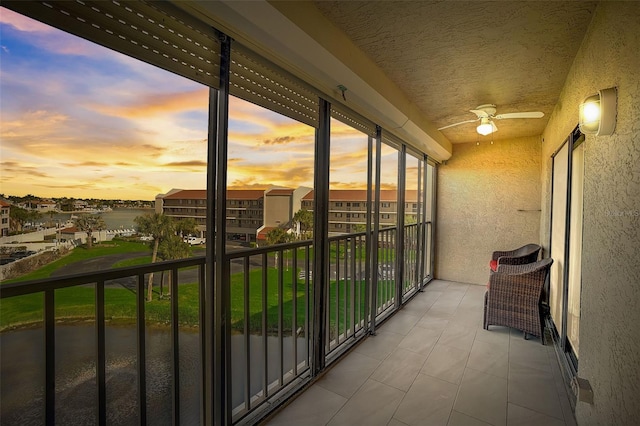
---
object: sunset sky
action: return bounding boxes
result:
[0,7,404,201]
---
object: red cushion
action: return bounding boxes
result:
[489,259,498,271]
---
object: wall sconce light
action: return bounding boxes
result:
[579,87,617,135]
[476,117,496,136]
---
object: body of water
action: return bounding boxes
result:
[48,208,153,231]
[0,325,308,425]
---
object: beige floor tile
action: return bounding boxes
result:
[327,379,405,426]
[475,325,511,350]
[423,280,451,291]
[467,339,509,378]
[316,351,381,398]
[507,403,566,426]
[438,323,477,351]
[415,315,450,332]
[354,329,405,361]
[447,410,493,426]
[381,311,422,335]
[371,347,427,391]
[387,419,410,426]
[509,335,553,374]
[454,368,508,426]
[421,344,470,385]
[266,384,347,426]
[398,325,441,356]
[508,364,563,420]
[394,374,458,426]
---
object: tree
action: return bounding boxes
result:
[292,209,313,240]
[9,206,41,232]
[157,234,191,298]
[75,214,107,249]
[265,227,292,267]
[134,213,175,301]
[266,227,291,245]
[174,217,199,239]
[404,214,417,225]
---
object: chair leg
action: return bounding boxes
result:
[523,332,528,340]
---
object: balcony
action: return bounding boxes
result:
[0,224,436,425]
[267,280,576,426]
[0,220,576,426]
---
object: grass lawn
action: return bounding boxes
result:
[1,240,152,284]
[1,238,403,334]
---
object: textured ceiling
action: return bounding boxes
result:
[314,1,598,143]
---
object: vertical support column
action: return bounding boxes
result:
[417,157,426,290]
[395,145,406,307]
[430,164,437,280]
[370,126,382,334]
[203,84,218,426]
[363,135,373,331]
[214,32,232,426]
[311,98,330,375]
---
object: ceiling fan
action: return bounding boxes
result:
[438,104,544,135]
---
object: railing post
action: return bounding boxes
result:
[370,126,382,334]
[44,289,55,425]
[395,146,406,307]
[311,98,330,375]
[96,282,106,426]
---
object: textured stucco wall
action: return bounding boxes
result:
[540,3,640,424]
[436,137,541,285]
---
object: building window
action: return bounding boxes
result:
[382,202,390,208]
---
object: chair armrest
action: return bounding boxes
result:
[491,249,517,261]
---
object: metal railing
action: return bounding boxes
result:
[0,221,433,425]
[0,257,206,425]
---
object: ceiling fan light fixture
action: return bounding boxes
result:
[476,118,494,136]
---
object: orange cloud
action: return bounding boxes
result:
[89,88,209,118]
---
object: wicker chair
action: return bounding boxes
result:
[489,243,541,271]
[483,258,553,343]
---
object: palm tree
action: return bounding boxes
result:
[292,209,313,240]
[266,227,291,267]
[174,217,199,240]
[75,214,106,249]
[157,234,191,298]
[134,213,175,301]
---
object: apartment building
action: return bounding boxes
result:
[158,187,415,240]
[0,200,10,237]
[157,188,268,242]
[301,189,418,235]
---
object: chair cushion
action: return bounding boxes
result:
[489,259,498,271]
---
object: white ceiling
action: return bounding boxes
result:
[312,1,598,144]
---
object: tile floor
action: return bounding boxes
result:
[266,280,576,426]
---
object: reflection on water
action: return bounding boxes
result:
[0,325,308,425]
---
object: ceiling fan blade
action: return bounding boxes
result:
[437,118,479,131]
[494,111,544,120]
[470,109,491,118]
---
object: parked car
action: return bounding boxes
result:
[184,236,206,245]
